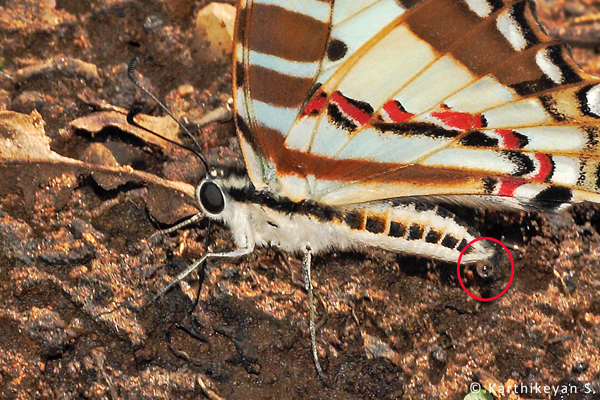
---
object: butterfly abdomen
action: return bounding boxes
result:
[223,178,492,263]
[337,200,493,263]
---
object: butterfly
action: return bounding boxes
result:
[191,0,600,264]
[165,0,600,382]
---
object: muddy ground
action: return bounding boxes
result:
[2,0,600,399]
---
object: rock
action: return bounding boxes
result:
[193,3,236,62]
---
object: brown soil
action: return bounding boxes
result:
[1,0,600,399]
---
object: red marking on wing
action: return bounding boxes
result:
[494,129,521,149]
[530,153,552,182]
[301,90,327,116]
[430,108,484,130]
[331,91,371,126]
[497,178,523,197]
[382,100,414,122]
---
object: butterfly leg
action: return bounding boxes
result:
[163,213,204,234]
[191,98,233,128]
[146,246,253,307]
[302,245,328,384]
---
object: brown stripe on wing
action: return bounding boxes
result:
[456,1,584,95]
[247,65,315,109]
[405,0,492,53]
[403,0,521,76]
[396,0,427,9]
[404,0,585,96]
[273,143,491,185]
[234,0,334,173]
[246,3,331,63]
[448,6,534,76]
[496,44,584,96]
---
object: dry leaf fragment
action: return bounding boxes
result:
[15,56,99,83]
[0,110,198,224]
[0,110,72,162]
[69,110,184,153]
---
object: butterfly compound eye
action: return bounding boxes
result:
[199,181,225,214]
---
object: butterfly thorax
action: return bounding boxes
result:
[197,172,494,263]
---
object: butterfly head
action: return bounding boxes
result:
[196,178,230,220]
[194,173,265,251]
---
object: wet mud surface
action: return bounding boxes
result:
[1,0,600,399]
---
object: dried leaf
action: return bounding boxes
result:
[69,110,184,152]
[0,110,198,224]
[0,110,71,162]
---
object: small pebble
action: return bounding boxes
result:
[572,361,589,374]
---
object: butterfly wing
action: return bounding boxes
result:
[234,0,600,210]
[233,0,335,191]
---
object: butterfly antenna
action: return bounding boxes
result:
[126,57,210,174]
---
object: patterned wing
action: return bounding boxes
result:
[233,0,333,191]
[234,0,600,211]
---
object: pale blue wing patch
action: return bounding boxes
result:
[322,24,437,111]
[318,0,407,84]
[335,127,454,164]
[390,54,477,115]
[482,99,555,128]
[420,76,518,115]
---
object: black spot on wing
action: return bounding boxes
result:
[539,94,567,122]
[393,100,409,114]
[457,238,469,253]
[487,0,505,13]
[577,84,600,119]
[460,131,499,147]
[509,1,540,49]
[327,38,348,62]
[235,62,246,88]
[483,177,498,194]
[584,126,600,151]
[544,44,582,85]
[480,114,488,128]
[328,103,357,131]
[503,150,535,176]
[511,77,556,97]
[531,186,572,210]
[374,122,460,139]
[327,92,374,132]
[344,94,374,115]
[511,130,530,148]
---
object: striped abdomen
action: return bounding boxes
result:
[231,191,493,264]
[336,200,492,263]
